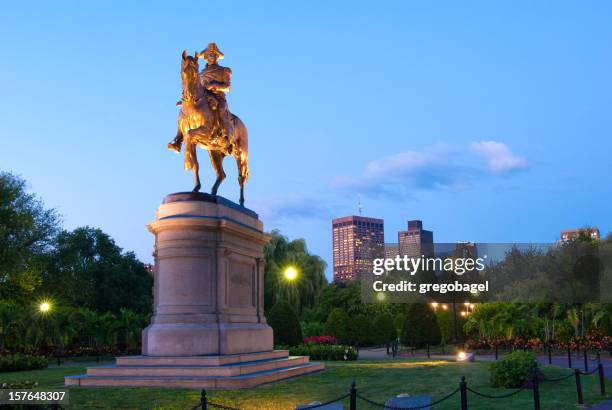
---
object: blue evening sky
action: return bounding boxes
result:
[1,2,610,280]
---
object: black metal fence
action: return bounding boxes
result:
[192,362,607,410]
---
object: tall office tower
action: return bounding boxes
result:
[385,243,400,259]
[560,227,600,243]
[332,215,385,282]
[398,220,434,258]
[454,241,477,259]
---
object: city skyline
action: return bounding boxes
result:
[1,2,611,282]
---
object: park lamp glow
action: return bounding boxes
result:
[38,300,52,314]
[283,266,298,281]
[457,350,474,362]
[376,292,386,302]
[430,302,439,310]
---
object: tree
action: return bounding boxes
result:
[267,301,303,346]
[324,308,351,343]
[373,313,397,345]
[264,230,327,316]
[0,172,59,301]
[116,308,146,351]
[351,314,372,346]
[400,304,441,347]
[42,227,153,315]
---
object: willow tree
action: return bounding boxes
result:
[263,230,327,316]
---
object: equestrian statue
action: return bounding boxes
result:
[167,43,249,206]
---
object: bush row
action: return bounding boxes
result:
[277,344,358,361]
[0,354,48,372]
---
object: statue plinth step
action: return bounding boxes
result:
[116,350,289,367]
[65,361,324,389]
[87,356,308,377]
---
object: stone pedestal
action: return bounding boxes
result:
[142,192,272,356]
[65,193,323,389]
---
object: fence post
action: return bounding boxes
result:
[427,343,430,359]
[532,369,541,410]
[567,348,572,368]
[574,369,583,405]
[349,381,357,410]
[200,389,207,410]
[597,351,601,365]
[599,363,606,395]
[548,346,552,365]
[495,345,498,360]
[584,348,588,373]
[460,376,468,410]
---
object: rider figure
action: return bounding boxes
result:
[168,43,234,153]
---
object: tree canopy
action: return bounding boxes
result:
[264,230,328,315]
[0,172,60,300]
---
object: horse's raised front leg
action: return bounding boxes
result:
[208,150,226,196]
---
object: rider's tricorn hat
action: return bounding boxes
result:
[201,43,224,60]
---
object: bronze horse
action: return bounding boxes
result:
[174,50,249,205]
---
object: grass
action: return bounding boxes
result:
[0,359,609,409]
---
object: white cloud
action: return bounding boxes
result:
[471,141,529,173]
[332,141,529,201]
[249,196,334,222]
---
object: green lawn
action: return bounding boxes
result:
[0,360,609,409]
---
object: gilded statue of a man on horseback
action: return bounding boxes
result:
[167,43,249,205]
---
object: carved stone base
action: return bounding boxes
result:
[141,192,273,356]
[142,322,273,356]
[66,193,326,390]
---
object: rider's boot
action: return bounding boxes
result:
[167,136,182,153]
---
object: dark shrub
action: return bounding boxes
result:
[324,308,351,343]
[283,344,358,361]
[400,304,441,347]
[0,354,48,372]
[267,301,303,346]
[373,313,397,345]
[301,321,325,337]
[490,350,537,388]
[351,314,372,345]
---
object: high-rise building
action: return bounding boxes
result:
[385,243,399,259]
[332,215,385,282]
[560,227,600,243]
[398,220,434,258]
[454,241,477,259]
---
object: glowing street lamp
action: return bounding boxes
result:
[39,301,52,314]
[441,304,448,311]
[457,350,474,362]
[283,266,298,281]
[430,302,439,311]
